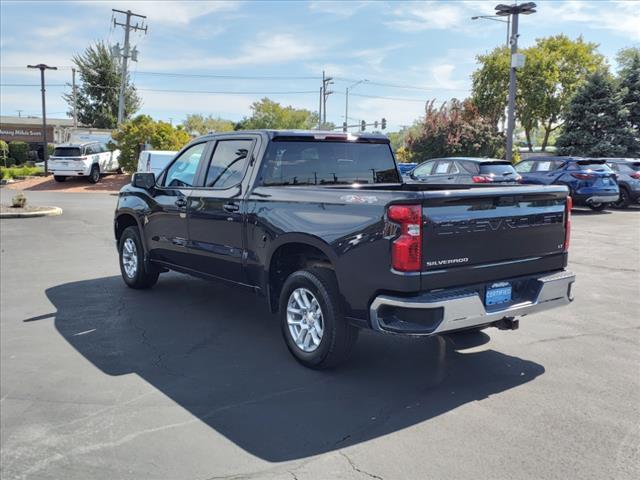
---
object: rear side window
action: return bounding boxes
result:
[204,139,253,188]
[260,140,399,185]
[479,163,517,175]
[52,147,81,157]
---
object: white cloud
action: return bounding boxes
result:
[142,31,322,70]
[308,1,369,18]
[387,2,466,32]
[81,1,241,26]
[534,0,640,41]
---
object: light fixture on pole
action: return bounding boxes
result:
[495,2,536,162]
[27,63,57,176]
[470,14,510,47]
[344,79,368,132]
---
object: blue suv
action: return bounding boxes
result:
[515,156,619,211]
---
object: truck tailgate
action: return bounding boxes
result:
[420,186,568,289]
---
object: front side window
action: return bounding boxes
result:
[163,143,207,188]
[514,161,534,173]
[413,161,435,177]
[260,140,399,185]
[204,139,252,188]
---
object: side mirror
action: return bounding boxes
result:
[132,172,156,190]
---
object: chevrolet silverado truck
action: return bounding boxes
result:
[114,130,575,368]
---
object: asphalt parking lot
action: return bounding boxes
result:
[1,189,639,480]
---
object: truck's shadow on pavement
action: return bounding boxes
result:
[41,273,544,462]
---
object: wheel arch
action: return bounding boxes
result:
[266,235,338,314]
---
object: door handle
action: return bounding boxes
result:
[175,198,188,208]
[223,202,240,213]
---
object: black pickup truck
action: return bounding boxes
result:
[114,130,575,368]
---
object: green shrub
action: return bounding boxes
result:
[8,141,29,165]
[0,166,44,180]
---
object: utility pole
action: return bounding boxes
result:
[71,67,78,127]
[16,110,23,118]
[322,70,333,127]
[318,86,323,129]
[495,2,536,162]
[27,63,57,176]
[113,9,147,125]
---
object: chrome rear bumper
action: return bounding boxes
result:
[370,270,575,335]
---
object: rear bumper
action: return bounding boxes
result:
[369,270,575,335]
[572,193,619,205]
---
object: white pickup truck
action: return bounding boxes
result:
[49,141,121,183]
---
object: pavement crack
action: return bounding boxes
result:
[340,452,384,480]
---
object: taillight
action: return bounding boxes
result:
[563,196,572,252]
[515,175,523,183]
[630,172,640,180]
[570,173,594,180]
[388,204,422,272]
[472,175,492,183]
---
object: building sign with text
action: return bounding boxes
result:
[0,124,53,143]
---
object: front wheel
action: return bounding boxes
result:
[88,165,100,184]
[118,226,159,289]
[279,267,358,369]
[588,202,607,211]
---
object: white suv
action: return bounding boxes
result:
[49,142,121,183]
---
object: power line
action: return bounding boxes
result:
[335,77,470,92]
[134,70,319,80]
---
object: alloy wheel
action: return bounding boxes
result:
[287,287,324,352]
[122,238,138,278]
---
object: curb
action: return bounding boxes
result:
[0,206,63,219]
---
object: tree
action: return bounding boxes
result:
[182,114,235,136]
[617,48,640,131]
[236,98,319,130]
[472,35,603,151]
[112,115,191,172]
[556,70,636,157]
[8,141,29,165]
[64,42,141,129]
[0,140,8,167]
[407,99,505,160]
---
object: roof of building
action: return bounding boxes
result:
[0,115,77,127]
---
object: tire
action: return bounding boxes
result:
[612,187,631,209]
[53,175,66,182]
[118,226,159,289]
[88,165,100,184]
[279,267,359,369]
[588,202,607,211]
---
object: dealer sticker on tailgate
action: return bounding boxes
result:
[485,282,512,306]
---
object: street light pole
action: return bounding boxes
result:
[495,2,537,162]
[344,79,368,132]
[505,12,519,162]
[27,63,57,176]
[470,15,509,48]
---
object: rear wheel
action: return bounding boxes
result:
[613,187,631,209]
[118,226,159,289]
[88,165,100,183]
[53,175,66,182]
[279,267,358,369]
[589,202,607,211]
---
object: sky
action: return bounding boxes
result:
[1,0,639,131]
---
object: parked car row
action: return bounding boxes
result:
[405,155,640,211]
